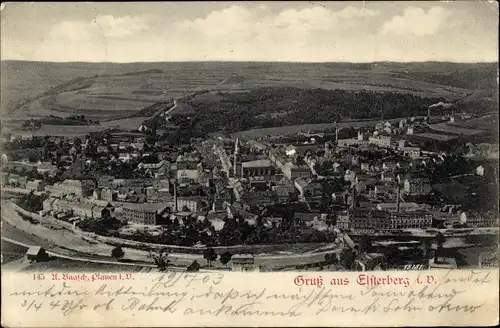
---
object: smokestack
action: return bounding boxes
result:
[173,181,178,212]
[427,106,431,122]
[351,186,356,210]
[335,126,339,143]
[396,184,400,213]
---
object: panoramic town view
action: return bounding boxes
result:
[1,2,498,273]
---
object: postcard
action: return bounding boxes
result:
[1,1,499,327]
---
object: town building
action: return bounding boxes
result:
[240,159,274,178]
[400,146,421,158]
[231,254,258,272]
[176,196,207,213]
[294,179,322,201]
[369,136,392,148]
[46,179,96,197]
[403,178,431,196]
[121,203,168,225]
[26,179,45,192]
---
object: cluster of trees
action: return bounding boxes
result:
[17,191,46,212]
[111,245,232,271]
[21,119,42,131]
[188,87,445,134]
[78,217,125,235]
[86,210,334,248]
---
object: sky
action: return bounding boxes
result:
[1,1,498,63]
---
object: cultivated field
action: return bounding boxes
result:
[11,125,109,137]
[4,61,494,122]
[100,117,151,130]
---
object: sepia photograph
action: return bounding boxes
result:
[1,0,498,274]
[0,2,499,326]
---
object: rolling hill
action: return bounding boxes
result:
[1,61,497,123]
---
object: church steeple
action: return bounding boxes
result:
[233,138,239,177]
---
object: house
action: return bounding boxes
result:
[101,188,117,201]
[382,162,397,171]
[91,202,113,219]
[294,179,322,200]
[176,196,208,213]
[26,246,48,262]
[73,202,96,218]
[42,198,56,212]
[336,212,350,230]
[403,178,431,196]
[36,162,58,176]
[381,172,395,182]
[375,202,423,212]
[46,179,95,197]
[118,153,133,163]
[240,190,277,206]
[52,199,73,213]
[272,181,296,202]
[240,159,274,178]
[360,163,370,171]
[26,180,45,192]
[130,142,145,151]
[400,146,421,158]
[369,136,392,148]
[231,254,258,272]
[8,174,27,188]
[118,142,130,150]
[97,146,109,154]
[152,179,170,192]
[371,184,387,198]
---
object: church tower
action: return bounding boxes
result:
[233,137,239,177]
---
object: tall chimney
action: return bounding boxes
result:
[173,181,178,212]
[335,125,339,143]
[427,107,431,122]
[351,186,356,210]
[396,184,400,213]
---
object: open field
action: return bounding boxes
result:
[9,125,109,137]
[429,122,484,135]
[414,133,459,141]
[232,117,403,138]
[100,117,151,130]
[3,61,496,122]
[454,112,499,132]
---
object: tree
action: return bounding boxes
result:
[203,246,218,267]
[150,249,171,271]
[186,260,200,272]
[326,213,337,232]
[383,245,401,266]
[219,251,232,267]
[111,246,125,260]
[434,232,446,263]
[358,235,372,253]
[339,248,357,270]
